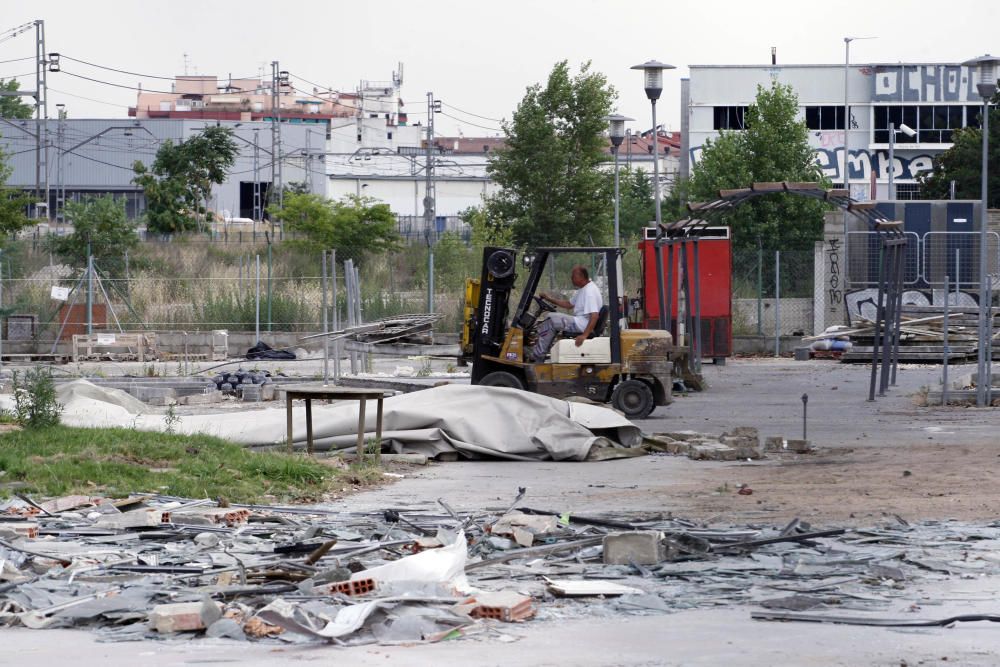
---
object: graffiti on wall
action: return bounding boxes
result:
[688,143,936,185]
[815,146,936,183]
[826,238,842,306]
[845,288,978,325]
[866,64,979,103]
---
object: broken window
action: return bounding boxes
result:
[712,106,747,130]
[873,104,971,144]
[804,106,845,130]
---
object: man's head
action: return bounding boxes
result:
[570,265,590,288]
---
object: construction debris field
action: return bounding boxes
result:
[6,357,1000,666]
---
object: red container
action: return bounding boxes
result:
[637,227,732,361]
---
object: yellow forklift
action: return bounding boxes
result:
[460,246,674,419]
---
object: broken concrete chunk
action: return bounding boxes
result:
[94,509,170,529]
[545,578,642,597]
[764,436,785,452]
[603,531,664,565]
[785,439,812,453]
[149,599,223,633]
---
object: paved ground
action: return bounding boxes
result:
[9,356,1000,665]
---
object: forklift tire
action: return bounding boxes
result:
[480,371,525,390]
[611,379,655,419]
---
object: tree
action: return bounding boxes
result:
[919,104,1000,208]
[0,79,33,119]
[484,60,616,246]
[133,126,238,234]
[0,140,30,237]
[48,195,138,277]
[615,167,655,239]
[689,82,830,250]
[270,192,400,264]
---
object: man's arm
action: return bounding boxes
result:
[539,292,572,310]
[574,311,600,346]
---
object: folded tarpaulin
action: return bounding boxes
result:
[53,381,644,461]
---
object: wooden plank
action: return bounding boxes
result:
[751,182,784,192]
[825,189,850,198]
[718,188,751,198]
[783,181,822,191]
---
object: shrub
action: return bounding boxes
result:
[11,368,62,428]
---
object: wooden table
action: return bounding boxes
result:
[284,386,392,455]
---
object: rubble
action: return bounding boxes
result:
[3,490,1000,648]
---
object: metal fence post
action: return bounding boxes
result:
[943,274,950,406]
[757,239,763,336]
[774,250,780,357]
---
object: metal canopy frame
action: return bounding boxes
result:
[655,181,906,400]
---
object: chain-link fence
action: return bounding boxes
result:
[732,246,815,337]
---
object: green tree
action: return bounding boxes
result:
[0,139,30,237]
[615,167,655,239]
[919,104,1000,207]
[133,126,239,234]
[270,192,400,264]
[48,195,138,277]
[689,82,829,250]
[0,79,33,119]
[484,60,616,246]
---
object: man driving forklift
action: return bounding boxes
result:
[531,265,603,361]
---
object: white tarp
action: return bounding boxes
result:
[50,381,644,461]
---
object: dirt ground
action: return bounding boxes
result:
[337,357,1000,526]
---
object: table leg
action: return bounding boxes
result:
[375,398,384,465]
[286,394,293,453]
[305,398,314,456]
[357,397,367,462]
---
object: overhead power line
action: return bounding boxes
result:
[441,101,502,123]
[59,54,259,83]
[437,111,502,133]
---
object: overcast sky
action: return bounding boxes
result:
[2,0,996,137]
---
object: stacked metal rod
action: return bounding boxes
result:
[658,182,907,400]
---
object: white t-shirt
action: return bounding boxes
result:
[570,281,603,331]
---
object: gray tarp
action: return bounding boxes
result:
[50,381,643,461]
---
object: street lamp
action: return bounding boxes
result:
[963,53,999,407]
[887,122,916,200]
[606,113,632,247]
[631,60,676,331]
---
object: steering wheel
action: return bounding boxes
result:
[533,295,557,313]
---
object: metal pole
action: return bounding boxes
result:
[652,99,668,331]
[977,96,990,407]
[331,250,340,381]
[757,238,763,336]
[255,254,260,342]
[428,246,435,314]
[86,247,93,336]
[888,122,895,200]
[879,243,901,395]
[0,253,4,372]
[956,247,961,295]
[844,38,851,196]
[665,243,674,339]
[613,147,621,247]
[774,250,780,357]
[424,92,436,315]
[693,238,702,372]
[266,235,272,332]
[868,240,886,401]
[987,273,994,405]
[943,274,950,406]
[321,250,329,384]
[890,242,905,386]
[801,393,808,440]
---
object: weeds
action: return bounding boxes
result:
[163,404,180,434]
[11,368,62,429]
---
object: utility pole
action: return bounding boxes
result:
[35,19,49,216]
[252,128,261,229]
[270,62,287,211]
[424,91,440,313]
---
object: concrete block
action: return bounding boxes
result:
[603,531,665,565]
[179,391,223,405]
[687,442,740,461]
[147,395,177,406]
[764,436,785,452]
[465,591,535,622]
[786,439,812,453]
[149,600,222,633]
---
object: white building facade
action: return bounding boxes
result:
[686,62,990,201]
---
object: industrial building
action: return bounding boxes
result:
[684,61,990,201]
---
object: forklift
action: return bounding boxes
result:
[460,246,674,419]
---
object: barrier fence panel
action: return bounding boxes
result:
[845,231,920,288]
[922,231,1000,288]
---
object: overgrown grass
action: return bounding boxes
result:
[0,426,340,502]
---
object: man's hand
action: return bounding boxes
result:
[574,333,587,347]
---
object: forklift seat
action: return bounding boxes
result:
[589,305,608,338]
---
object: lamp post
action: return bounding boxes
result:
[887,122,916,200]
[631,60,676,331]
[963,54,999,407]
[606,114,632,247]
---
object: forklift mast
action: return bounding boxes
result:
[470,247,518,378]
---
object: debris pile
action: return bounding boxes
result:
[645,426,783,460]
[3,492,1000,644]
